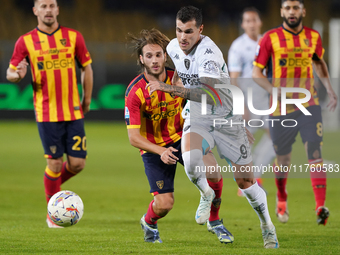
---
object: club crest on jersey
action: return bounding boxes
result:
[60,39,67,47]
[156,180,164,189]
[304,39,310,46]
[50,146,57,154]
[184,59,190,70]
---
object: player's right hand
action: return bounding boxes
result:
[16,59,28,79]
[160,147,179,165]
[326,88,338,112]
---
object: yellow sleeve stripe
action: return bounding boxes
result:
[9,64,17,70]
[253,61,265,69]
[127,125,140,129]
[82,59,92,68]
[319,48,325,60]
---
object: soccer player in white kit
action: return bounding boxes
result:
[228,7,276,194]
[147,6,278,248]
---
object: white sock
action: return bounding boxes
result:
[182,150,210,196]
[253,134,276,178]
[242,182,273,226]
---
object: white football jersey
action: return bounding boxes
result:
[167,35,233,120]
[228,33,269,110]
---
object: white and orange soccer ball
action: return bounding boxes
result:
[47,190,84,227]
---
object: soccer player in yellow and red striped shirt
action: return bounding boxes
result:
[253,0,337,226]
[6,0,93,228]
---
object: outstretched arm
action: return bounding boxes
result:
[146,76,223,106]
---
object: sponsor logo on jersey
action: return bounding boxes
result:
[204,48,214,54]
[125,106,130,118]
[255,45,260,56]
[203,60,219,74]
[173,54,179,60]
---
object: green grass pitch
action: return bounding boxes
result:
[0,121,339,254]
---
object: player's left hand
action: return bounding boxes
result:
[160,147,179,165]
[82,101,90,114]
[326,89,338,112]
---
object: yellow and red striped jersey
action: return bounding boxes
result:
[125,68,184,154]
[9,25,92,122]
[253,25,324,116]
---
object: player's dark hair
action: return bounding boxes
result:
[281,0,304,4]
[128,28,170,69]
[241,7,261,20]
[34,0,58,5]
[176,6,203,27]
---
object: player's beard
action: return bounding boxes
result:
[144,63,166,80]
[283,15,303,29]
[42,15,56,27]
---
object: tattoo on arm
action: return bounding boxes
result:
[158,77,222,105]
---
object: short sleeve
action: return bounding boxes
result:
[314,32,324,60]
[75,32,92,67]
[9,36,28,70]
[125,89,142,129]
[253,32,272,69]
[197,47,226,79]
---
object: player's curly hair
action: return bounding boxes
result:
[176,6,203,27]
[128,28,170,69]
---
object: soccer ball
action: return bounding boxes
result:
[47,190,84,227]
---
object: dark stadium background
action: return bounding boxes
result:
[1,0,339,121]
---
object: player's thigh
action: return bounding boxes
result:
[65,119,87,159]
[181,119,214,154]
[299,105,323,159]
[269,114,299,156]
[214,116,252,166]
[299,106,323,145]
[142,152,177,195]
[37,121,67,159]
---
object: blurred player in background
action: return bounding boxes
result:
[6,0,93,228]
[147,6,279,248]
[228,7,276,196]
[126,28,231,244]
[253,0,337,225]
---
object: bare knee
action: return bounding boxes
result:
[277,155,291,167]
[235,178,255,189]
[47,158,63,173]
[68,157,86,173]
[154,195,174,216]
